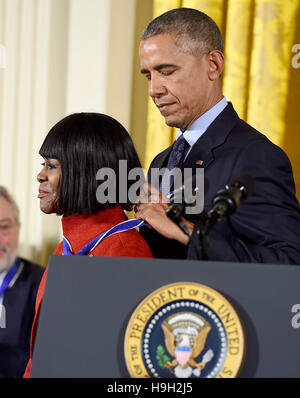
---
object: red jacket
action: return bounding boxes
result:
[24,206,152,377]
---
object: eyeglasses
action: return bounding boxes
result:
[0,222,18,236]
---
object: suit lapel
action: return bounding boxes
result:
[183,102,239,170]
[148,103,240,179]
[150,145,172,169]
[147,145,173,187]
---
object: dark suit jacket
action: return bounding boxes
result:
[0,258,44,377]
[141,102,300,264]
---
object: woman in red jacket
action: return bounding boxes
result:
[24,113,153,377]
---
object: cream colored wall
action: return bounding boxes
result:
[130,0,153,167]
[0,0,152,266]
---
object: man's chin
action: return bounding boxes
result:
[163,116,181,129]
[0,258,11,273]
[0,251,17,273]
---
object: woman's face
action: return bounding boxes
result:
[37,158,62,214]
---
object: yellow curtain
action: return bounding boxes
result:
[144,0,300,199]
[144,0,181,170]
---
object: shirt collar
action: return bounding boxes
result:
[176,96,228,147]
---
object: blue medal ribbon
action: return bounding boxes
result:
[0,258,22,298]
[63,218,146,256]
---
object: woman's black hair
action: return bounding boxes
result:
[39,112,143,216]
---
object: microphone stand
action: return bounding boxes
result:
[192,201,229,260]
[167,174,255,261]
[167,203,212,261]
[192,210,221,261]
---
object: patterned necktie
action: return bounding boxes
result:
[161,134,189,194]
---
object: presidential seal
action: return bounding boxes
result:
[124,282,245,378]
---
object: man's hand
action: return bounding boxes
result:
[134,183,195,245]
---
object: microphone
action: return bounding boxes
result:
[166,175,203,204]
[167,174,208,210]
[166,174,208,235]
[208,174,256,219]
[193,174,256,260]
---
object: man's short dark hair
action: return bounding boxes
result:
[39,113,142,216]
[142,7,223,55]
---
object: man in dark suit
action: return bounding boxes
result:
[0,186,43,377]
[135,8,300,265]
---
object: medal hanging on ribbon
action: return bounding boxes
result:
[62,219,146,256]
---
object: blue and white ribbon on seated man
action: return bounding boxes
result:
[0,257,22,298]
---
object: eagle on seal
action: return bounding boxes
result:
[161,312,214,378]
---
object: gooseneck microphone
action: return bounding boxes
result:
[166,174,205,204]
[166,175,208,236]
[206,174,256,225]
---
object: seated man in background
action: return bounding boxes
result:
[0,186,43,377]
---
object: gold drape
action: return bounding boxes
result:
[144,0,181,170]
[144,0,300,199]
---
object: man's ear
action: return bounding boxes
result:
[207,50,224,81]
